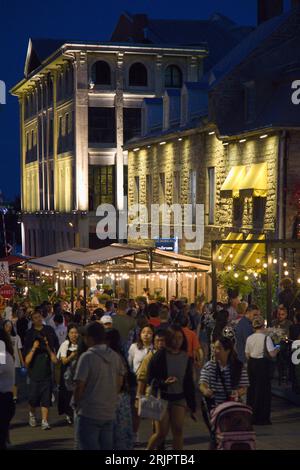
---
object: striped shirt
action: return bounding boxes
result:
[199,360,249,405]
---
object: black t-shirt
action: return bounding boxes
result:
[24,325,58,381]
[16,317,29,344]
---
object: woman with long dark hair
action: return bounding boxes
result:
[146,325,196,450]
[128,324,154,445]
[0,329,16,449]
[3,320,25,403]
[57,323,80,424]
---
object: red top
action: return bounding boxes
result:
[182,327,200,359]
[148,317,161,328]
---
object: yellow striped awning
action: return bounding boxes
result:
[220,162,268,198]
[230,234,266,268]
[239,163,268,197]
[215,232,244,263]
[216,233,266,269]
[220,166,246,198]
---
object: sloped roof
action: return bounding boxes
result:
[165,89,181,97]
[143,98,163,105]
[147,19,253,72]
[206,11,290,89]
[111,12,253,72]
[31,38,66,62]
[184,81,208,91]
[208,8,300,135]
[25,38,66,77]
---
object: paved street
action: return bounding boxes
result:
[9,394,300,450]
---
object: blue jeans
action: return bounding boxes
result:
[76,415,114,450]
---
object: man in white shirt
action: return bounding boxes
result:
[53,314,67,346]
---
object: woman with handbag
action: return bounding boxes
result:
[56,323,80,424]
[146,325,196,450]
[128,324,154,445]
[245,316,279,425]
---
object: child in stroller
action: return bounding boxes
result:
[201,396,256,450]
[199,333,255,449]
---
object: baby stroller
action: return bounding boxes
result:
[202,398,256,450]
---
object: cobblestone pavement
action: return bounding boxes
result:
[8,394,300,450]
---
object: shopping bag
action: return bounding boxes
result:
[138,382,168,421]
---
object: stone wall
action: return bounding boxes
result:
[128,130,279,260]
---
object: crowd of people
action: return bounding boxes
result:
[0,287,300,450]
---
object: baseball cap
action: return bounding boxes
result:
[100,315,113,325]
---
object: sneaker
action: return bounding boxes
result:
[41,420,51,430]
[29,414,37,427]
[65,415,73,425]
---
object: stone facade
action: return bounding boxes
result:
[128,129,279,260]
[12,41,207,256]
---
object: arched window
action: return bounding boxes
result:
[91,61,111,85]
[129,62,148,87]
[165,65,182,88]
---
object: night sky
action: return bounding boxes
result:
[0,0,264,200]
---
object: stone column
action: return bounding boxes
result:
[188,56,200,82]
[74,52,89,212]
[19,94,27,254]
[37,80,46,211]
[74,52,89,248]
[155,54,163,96]
[115,52,124,214]
[18,95,25,211]
[52,69,58,211]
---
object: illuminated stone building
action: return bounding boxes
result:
[11,12,253,257]
[126,3,300,298]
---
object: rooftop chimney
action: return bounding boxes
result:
[257,0,283,24]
